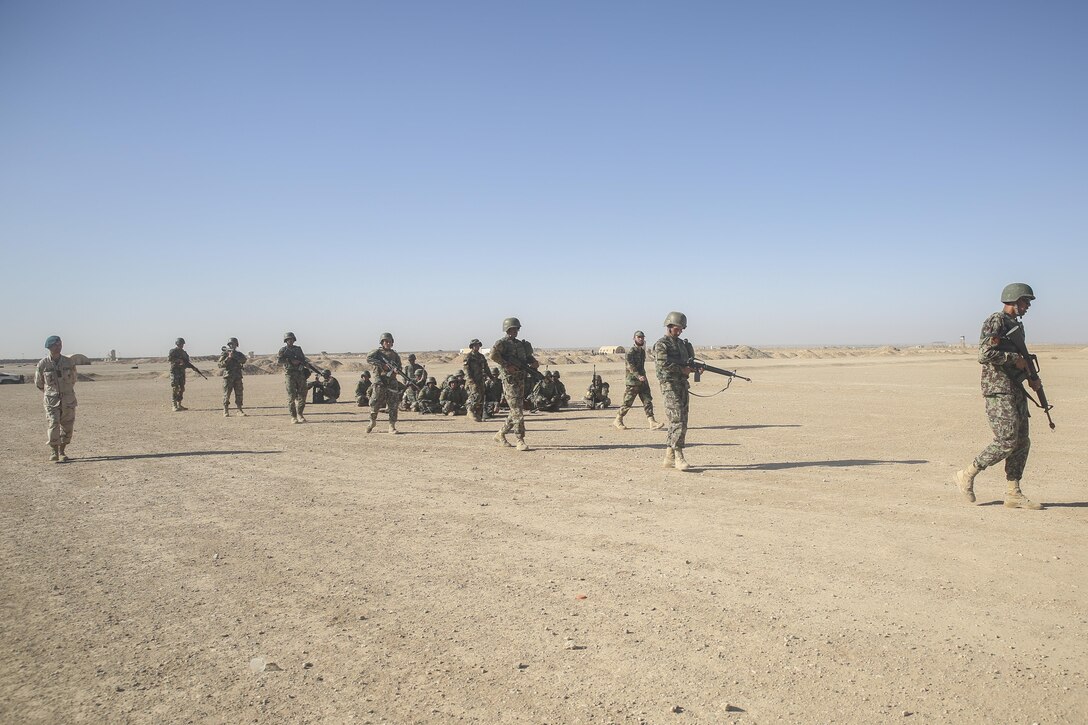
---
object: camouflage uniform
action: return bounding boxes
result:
[35,352,77,455]
[583,377,611,409]
[490,335,538,443]
[167,347,191,407]
[401,358,426,411]
[530,375,562,412]
[440,383,468,415]
[463,348,490,421]
[552,372,570,407]
[973,311,1032,481]
[277,343,310,421]
[654,334,694,450]
[218,348,246,412]
[355,374,372,407]
[484,368,504,416]
[619,344,656,419]
[367,346,404,428]
[416,382,442,413]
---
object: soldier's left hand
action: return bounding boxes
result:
[1029,377,1043,392]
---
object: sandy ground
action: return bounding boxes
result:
[1,348,1086,724]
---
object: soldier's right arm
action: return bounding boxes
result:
[978,314,1018,367]
[34,360,45,391]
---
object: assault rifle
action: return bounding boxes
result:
[992,324,1055,430]
[185,359,208,380]
[499,354,545,385]
[372,355,421,391]
[686,358,751,383]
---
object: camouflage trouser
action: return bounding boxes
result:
[531,394,560,412]
[170,368,186,404]
[223,375,243,408]
[661,379,689,449]
[499,375,527,437]
[417,400,442,414]
[44,393,76,446]
[400,387,418,411]
[442,401,466,415]
[370,385,402,424]
[285,372,307,418]
[975,390,1031,481]
[619,381,655,419]
[466,379,486,419]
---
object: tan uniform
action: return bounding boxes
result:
[35,354,78,447]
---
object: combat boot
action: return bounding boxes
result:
[237,408,248,417]
[494,430,513,448]
[673,448,691,471]
[389,424,398,434]
[172,402,181,412]
[516,437,530,452]
[296,414,307,423]
[1004,480,1043,510]
[176,404,188,411]
[223,406,230,417]
[49,446,59,462]
[613,411,628,430]
[57,445,69,463]
[662,447,675,468]
[647,416,664,430]
[367,414,377,433]
[953,462,980,503]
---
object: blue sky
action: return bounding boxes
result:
[1,1,1085,358]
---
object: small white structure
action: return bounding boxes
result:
[459,348,492,356]
[598,345,625,354]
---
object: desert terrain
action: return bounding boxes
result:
[1,345,1085,724]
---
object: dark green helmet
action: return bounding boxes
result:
[1001,283,1036,303]
[322,369,331,377]
[361,371,371,378]
[408,353,416,360]
[491,366,500,375]
[552,370,561,379]
[663,311,687,329]
[427,376,437,385]
[470,338,482,347]
[502,317,521,331]
[175,337,185,345]
[284,331,296,342]
[227,337,239,346]
[380,332,394,343]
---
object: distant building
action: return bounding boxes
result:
[598,346,625,354]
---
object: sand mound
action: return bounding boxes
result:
[876,346,901,355]
[76,373,96,382]
[69,354,93,365]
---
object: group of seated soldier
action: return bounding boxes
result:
[308,369,342,404]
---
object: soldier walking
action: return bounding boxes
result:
[218,337,247,417]
[615,330,665,430]
[654,312,695,471]
[366,332,404,434]
[954,283,1045,510]
[490,317,539,451]
[34,335,77,463]
[277,331,312,423]
[463,338,491,422]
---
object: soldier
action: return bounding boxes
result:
[615,330,664,430]
[416,377,442,413]
[401,353,426,411]
[277,331,313,423]
[217,337,247,417]
[440,376,469,415]
[530,371,562,412]
[552,370,570,407]
[34,335,77,462]
[308,369,341,404]
[484,366,504,417]
[583,374,611,409]
[954,283,1045,510]
[355,371,372,407]
[654,311,695,471]
[462,339,491,421]
[490,317,539,451]
[167,337,204,411]
[366,332,404,433]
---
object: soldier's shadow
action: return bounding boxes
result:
[693,424,802,431]
[543,442,737,451]
[72,450,282,462]
[698,458,927,471]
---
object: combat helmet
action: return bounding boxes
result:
[379,332,394,343]
[408,353,416,361]
[175,337,186,345]
[361,371,371,378]
[491,367,500,375]
[502,317,522,331]
[284,331,297,342]
[553,370,561,379]
[1001,283,1036,303]
[427,376,437,385]
[663,311,688,329]
[634,330,645,338]
[322,369,331,377]
[227,337,239,346]
[470,338,482,347]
